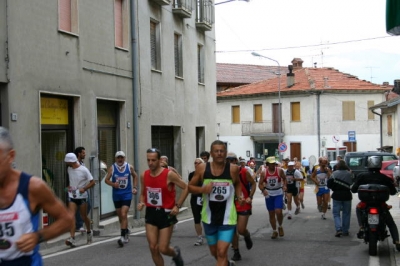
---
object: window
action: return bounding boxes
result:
[342,101,355,120]
[367,100,375,120]
[232,106,240,124]
[387,114,393,136]
[150,20,161,70]
[197,44,204,83]
[114,0,129,49]
[254,104,262,122]
[174,33,183,77]
[291,102,300,121]
[58,0,79,34]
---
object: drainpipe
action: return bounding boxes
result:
[130,0,140,220]
[317,92,321,156]
[371,109,383,148]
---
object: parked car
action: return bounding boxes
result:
[380,160,397,181]
[344,151,398,181]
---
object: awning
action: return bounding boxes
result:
[386,0,400,35]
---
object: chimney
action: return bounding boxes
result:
[287,65,295,87]
[291,58,304,70]
[393,79,400,95]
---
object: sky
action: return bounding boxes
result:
[214,0,400,85]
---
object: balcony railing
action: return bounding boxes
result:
[241,120,285,136]
[173,0,192,18]
[149,0,171,5]
[196,0,213,31]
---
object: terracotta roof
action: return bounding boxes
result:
[217,63,288,84]
[217,67,391,98]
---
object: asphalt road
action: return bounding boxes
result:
[41,185,400,266]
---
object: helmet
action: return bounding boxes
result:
[367,156,382,169]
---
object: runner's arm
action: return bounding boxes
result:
[16,177,73,252]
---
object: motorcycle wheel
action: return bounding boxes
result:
[369,231,378,256]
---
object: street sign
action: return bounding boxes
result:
[278,142,287,152]
[332,135,340,143]
[348,131,356,142]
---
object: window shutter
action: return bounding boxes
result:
[59,0,71,32]
[291,102,300,121]
[254,105,262,122]
[150,22,157,69]
[115,0,123,47]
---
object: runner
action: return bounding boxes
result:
[310,157,332,220]
[295,161,307,209]
[284,161,303,219]
[259,156,287,239]
[188,140,243,266]
[137,148,188,266]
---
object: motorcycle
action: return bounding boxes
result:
[357,184,391,256]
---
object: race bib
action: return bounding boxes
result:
[267,178,277,187]
[67,186,80,198]
[210,182,231,202]
[116,177,128,189]
[286,176,294,184]
[196,196,203,206]
[319,178,326,186]
[146,187,162,206]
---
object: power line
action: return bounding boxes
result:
[215,36,397,53]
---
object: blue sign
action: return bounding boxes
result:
[348,131,356,142]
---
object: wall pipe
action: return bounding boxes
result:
[130,0,140,220]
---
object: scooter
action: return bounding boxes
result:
[357,184,391,256]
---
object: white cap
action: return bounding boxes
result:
[64,153,77,163]
[115,151,126,157]
[288,161,295,166]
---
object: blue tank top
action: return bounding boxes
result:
[111,163,132,200]
[0,172,42,265]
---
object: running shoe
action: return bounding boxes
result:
[301,202,305,209]
[244,235,253,250]
[271,231,278,239]
[87,232,92,244]
[328,204,331,210]
[124,229,130,243]
[342,232,349,236]
[321,214,326,220]
[282,203,286,210]
[118,236,124,247]
[231,250,242,261]
[318,205,322,212]
[65,237,76,247]
[79,227,85,233]
[228,260,236,266]
[278,226,284,237]
[287,215,292,220]
[194,236,203,246]
[172,246,184,266]
[295,207,300,215]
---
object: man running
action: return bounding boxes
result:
[137,148,188,266]
[189,140,243,266]
[259,156,287,239]
[310,157,331,220]
[105,151,138,247]
[0,127,73,265]
[285,161,303,219]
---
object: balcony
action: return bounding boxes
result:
[196,0,213,31]
[173,0,192,18]
[149,0,171,5]
[241,121,285,139]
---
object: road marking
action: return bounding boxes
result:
[42,217,194,259]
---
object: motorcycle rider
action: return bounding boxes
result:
[351,156,400,251]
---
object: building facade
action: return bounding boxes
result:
[217,61,391,165]
[0,0,216,228]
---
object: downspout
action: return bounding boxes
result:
[130,0,140,220]
[371,109,383,148]
[317,92,321,156]
[5,0,10,82]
